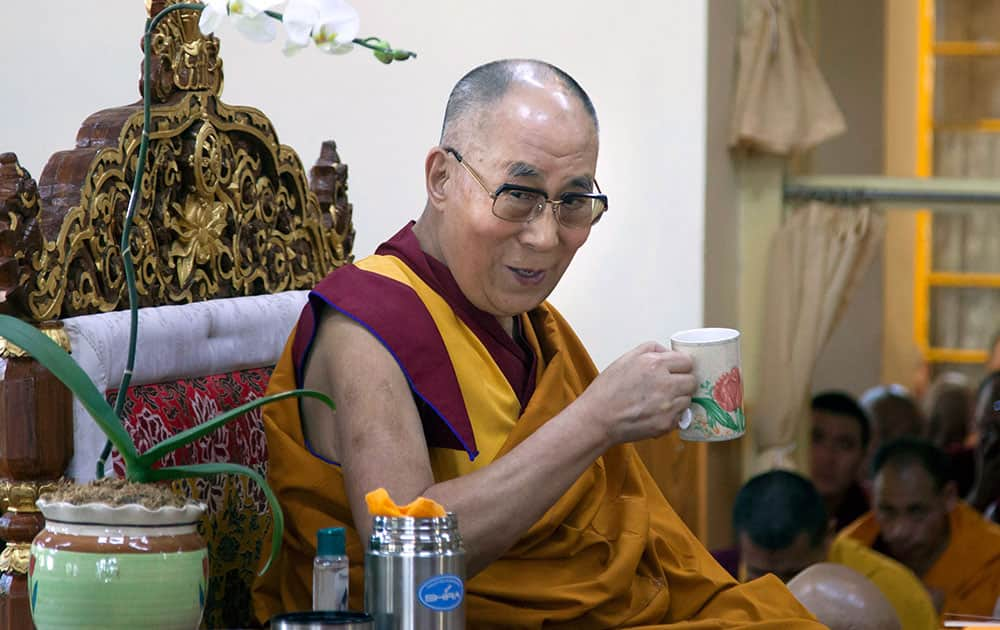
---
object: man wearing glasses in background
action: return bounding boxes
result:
[253,59,820,627]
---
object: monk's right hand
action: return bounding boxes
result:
[576,341,697,446]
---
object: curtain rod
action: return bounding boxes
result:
[784,175,1000,207]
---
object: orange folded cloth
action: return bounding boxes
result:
[365,487,446,518]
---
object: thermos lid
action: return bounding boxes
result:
[368,513,464,555]
[317,526,346,556]
[270,610,373,629]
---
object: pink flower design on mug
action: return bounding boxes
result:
[713,367,743,412]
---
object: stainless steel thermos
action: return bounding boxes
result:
[364,513,465,629]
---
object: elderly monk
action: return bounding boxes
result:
[787,563,901,630]
[733,470,937,630]
[838,436,1000,617]
[252,59,821,628]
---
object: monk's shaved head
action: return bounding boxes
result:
[439,59,598,146]
[788,563,901,630]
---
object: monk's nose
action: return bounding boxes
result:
[519,205,561,251]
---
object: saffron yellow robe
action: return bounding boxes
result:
[252,241,821,628]
[838,501,1000,618]
[828,535,938,630]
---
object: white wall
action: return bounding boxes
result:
[0,1,708,370]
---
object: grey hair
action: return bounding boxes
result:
[439,59,599,142]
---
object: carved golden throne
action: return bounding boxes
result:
[0,2,354,627]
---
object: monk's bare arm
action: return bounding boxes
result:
[302,312,694,577]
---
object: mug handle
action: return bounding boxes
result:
[679,408,693,430]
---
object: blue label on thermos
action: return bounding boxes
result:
[417,574,464,611]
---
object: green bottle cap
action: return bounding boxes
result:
[317,527,346,556]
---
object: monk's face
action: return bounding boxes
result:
[873,463,951,573]
[810,410,865,498]
[739,531,826,583]
[436,83,598,319]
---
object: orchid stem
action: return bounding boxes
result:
[117,2,206,416]
[110,2,207,479]
[351,37,417,60]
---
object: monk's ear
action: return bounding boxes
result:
[821,519,835,556]
[942,479,959,510]
[425,147,451,208]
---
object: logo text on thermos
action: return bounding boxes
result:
[417,574,464,611]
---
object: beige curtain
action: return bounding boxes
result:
[752,202,885,471]
[730,0,846,155]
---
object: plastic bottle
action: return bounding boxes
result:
[313,526,349,611]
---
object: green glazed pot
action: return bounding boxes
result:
[29,498,208,630]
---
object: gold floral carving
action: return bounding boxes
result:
[15,90,351,321]
[148,4,223,101]
[0,543,30,575]
[6,481,59,513]
[0,323,70,358]
[0,1,353,322]
[0,480,10,513]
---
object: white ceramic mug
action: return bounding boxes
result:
[669,327,745,441]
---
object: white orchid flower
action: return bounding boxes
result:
[282,0,360,56]
[198,0,229,34]
[198,0,282,43]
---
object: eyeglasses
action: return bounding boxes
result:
[443,147,608,229]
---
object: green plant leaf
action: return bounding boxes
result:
[692,396,739,431]
[0,315,139,464]
[736,408,746,431]
[144,462,284,575]
[137,389,335,468]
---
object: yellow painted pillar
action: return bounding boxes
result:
[881,0,924,386]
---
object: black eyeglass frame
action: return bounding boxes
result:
[443,146,608,228]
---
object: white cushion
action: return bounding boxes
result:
[63,291,308,482]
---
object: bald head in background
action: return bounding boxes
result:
[788,563,901,630]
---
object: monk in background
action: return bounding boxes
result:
[810,392,871,531]
[733,470,937,630]
[859,385,924,479]
[252,59,822,627]
[923,372,976,497]
[838,436,1000,617]
[788,563,900,630]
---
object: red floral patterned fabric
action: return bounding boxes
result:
[107,367,273,629]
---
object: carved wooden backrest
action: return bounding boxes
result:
[0,2,354,628]
[0,4,353,322]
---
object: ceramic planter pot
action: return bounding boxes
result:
[29,499,208,630]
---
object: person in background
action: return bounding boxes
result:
[923,371,976,497]
[810,391,870,531]
[859,384,925,479]
[253,59,822,628]
[787,563,901,630]
[838,436,1000,617]
[733,470,937,630]
[969,371,1000,524]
